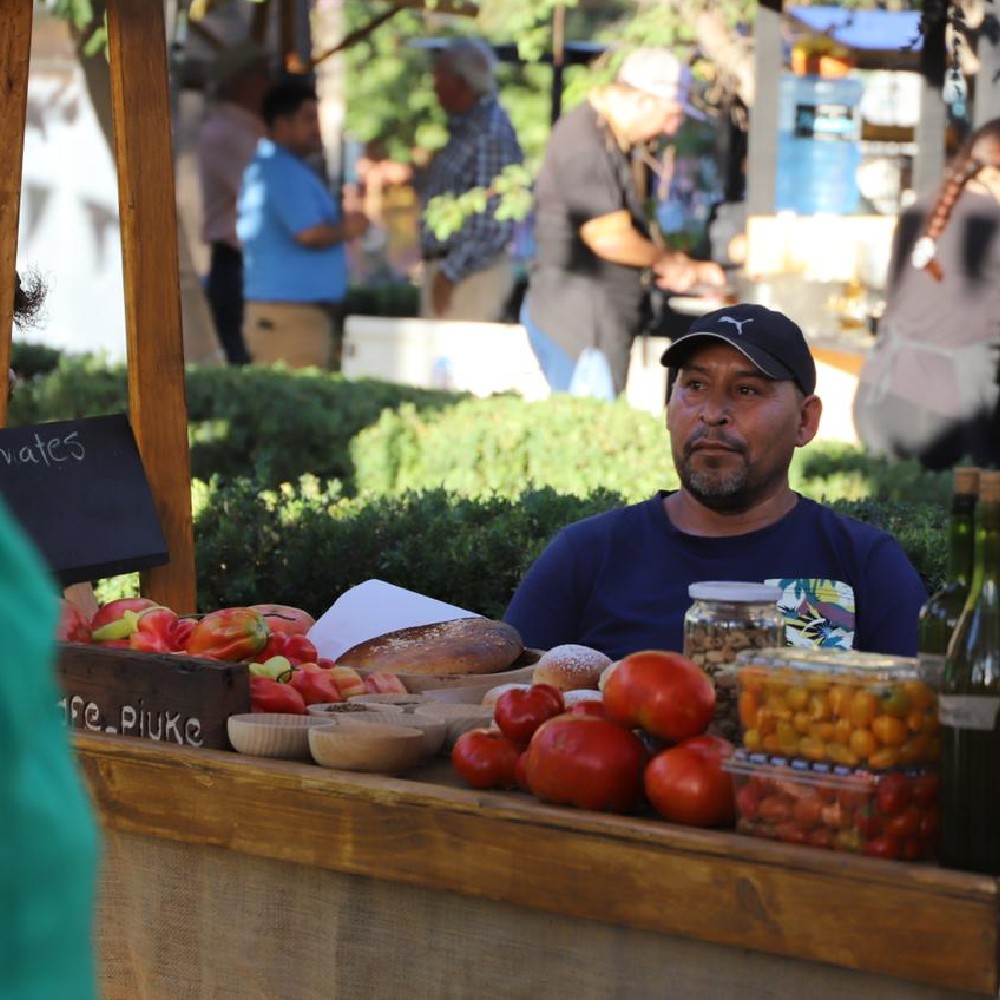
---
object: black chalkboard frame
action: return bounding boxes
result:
[0,412,169,585]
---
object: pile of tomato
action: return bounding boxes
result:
[730,754,940,861]
[451,650,738,829]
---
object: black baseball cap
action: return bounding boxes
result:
[660,303,817,396]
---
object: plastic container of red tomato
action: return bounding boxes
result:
[732,648,939,770]
[724,749,941,861]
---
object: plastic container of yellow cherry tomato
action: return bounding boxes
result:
[732,648,939,771]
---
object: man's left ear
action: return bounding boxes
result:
[796,394,823,447]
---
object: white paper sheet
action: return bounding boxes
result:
[307,579,480,662]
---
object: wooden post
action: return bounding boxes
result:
[746,0,782,216]
[914,80,947,196]
[973,11,1000,128]
[106,0,197,612]
[0,1,33,428]
[549,3,565,127]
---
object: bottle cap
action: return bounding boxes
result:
[954,467,981,496]
[688,581,783,603]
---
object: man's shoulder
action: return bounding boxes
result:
[795,497,900,548]
[558,495,657,540]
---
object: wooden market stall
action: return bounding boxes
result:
[4,3,1000,998]
[81,733,999,1000]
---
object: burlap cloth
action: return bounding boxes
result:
[95,829,977,1000]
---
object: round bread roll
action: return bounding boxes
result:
[532,644,612,692]
[338,618,524,677]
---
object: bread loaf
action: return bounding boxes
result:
[532,644,612,692]
[338,618,524,677]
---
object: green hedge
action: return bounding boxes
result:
[188,481,948,619]
[10,357,951,614]
[9,356,953,506]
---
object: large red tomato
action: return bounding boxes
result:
[452,729,522,790]
[523,715,649,814]
[644,746,736,828]
[678,733,733,762]
[493,684,564,746]
[603,650,715,742]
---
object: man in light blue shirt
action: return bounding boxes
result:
[238,78,368,369]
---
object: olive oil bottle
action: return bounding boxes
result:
[939,470,1000,875]
[918,467,979,685]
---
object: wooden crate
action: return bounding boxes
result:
[56,643,250,750]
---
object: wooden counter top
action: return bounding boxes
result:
[76,733,1000,996]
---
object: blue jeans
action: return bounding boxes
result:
[520,299,615,402]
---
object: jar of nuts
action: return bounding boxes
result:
[683,582,785,742]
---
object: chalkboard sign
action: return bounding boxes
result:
[0,413,168,585]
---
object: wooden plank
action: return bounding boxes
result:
[105,0,197,612]
[76,735,1000,996]
[0,0,33,428]
[59,645,249,750]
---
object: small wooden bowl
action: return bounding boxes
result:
[307,702,393,718]
[413,703,494,749]
[336,711,448,758]
[308,722,424,774]
[348,693,425,710]
[227,713,328,759]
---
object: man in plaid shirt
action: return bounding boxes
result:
[419,38,523,321]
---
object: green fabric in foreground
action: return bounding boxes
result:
[0,496,99,1000]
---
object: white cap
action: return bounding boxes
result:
[688,581,783,603]
[616,47,702,118]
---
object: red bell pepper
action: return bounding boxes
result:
[185,607,269,661]
[329,665,366,699]
[251,632,318,667]
[129,607,180,653]
[288,667,344,706]
[90,597,158,639]
[249,604,316,636]
[170,617,198,652]
[56,600,92,643]
[249,676,307,715]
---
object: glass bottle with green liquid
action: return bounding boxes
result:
[939,469,1000,876]
[918,467,979,686]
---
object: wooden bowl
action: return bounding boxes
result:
[227,713,328,759]
[336,711,448,758]
[348,693,424,710]
[413,703,494,749]
[308,722,424,774]
[306,702,395,719]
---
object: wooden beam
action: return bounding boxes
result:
[105,0,197,613]
[0,0,33,427]
[250,0,271,47]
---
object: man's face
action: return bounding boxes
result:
[273,98,323,157]
[433,59,473,115]
[666,342,821,513]
[632,92,685,143]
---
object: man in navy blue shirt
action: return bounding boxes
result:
[504,303,928,658]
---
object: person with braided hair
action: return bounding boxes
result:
[853,118,1000,470]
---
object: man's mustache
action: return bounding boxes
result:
[683,429,747,458]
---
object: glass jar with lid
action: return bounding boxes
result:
[683,581,785,741]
